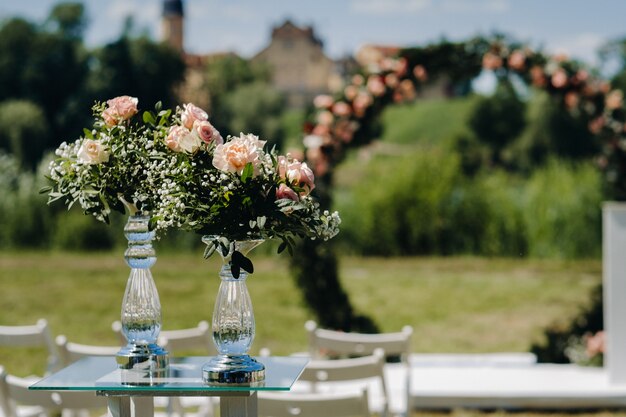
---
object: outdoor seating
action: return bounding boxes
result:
[0,365,107,417]
[294,348,388,417]
[258,389,370,417]
[158,321,216,356]
[305,320,413,416]
[0,320,60,376]
[54,335,120,367]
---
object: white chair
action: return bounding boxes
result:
[258,389,370,417]
[305,321,413,417]
[296,349,388,417]
[158,321,218,417]
[158,321,217,356]
[0,365,107,417]
[0,320,60,375]
[55,335,120,367]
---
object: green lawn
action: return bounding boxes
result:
[0,251,600,378]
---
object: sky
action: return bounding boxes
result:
[2,0,626,72]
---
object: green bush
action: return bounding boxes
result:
[336,149,462,255]
[0,152,54,248]
[52,209,116,251]
[521,159,603,258]
[0,100,49,170]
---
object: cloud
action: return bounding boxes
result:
[550,32,605,65]
[440,0,510,13]
[350,0,432,15]
[105,0,160,28]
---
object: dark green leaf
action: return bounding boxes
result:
[231,263,241,279]
[232,250,254,274]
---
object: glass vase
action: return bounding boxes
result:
[116,214,168,372]
[201,236,265,385]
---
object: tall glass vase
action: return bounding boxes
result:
[116,214,168,372]
[201,236,265,385]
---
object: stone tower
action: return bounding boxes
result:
[162,0,184,52]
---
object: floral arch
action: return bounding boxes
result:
[296,35,624,332]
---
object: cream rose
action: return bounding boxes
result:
[212,133,266,176]
[102,96,138,126]
[166,125,201,153]
[77,139,109,164]
[181,103,208,130]
[193,120,223,145]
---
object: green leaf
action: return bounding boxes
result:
[143,111,156,125]
[83,128,94,139]
[241,162,253,183]
[232,250,254,274]
[277,240,287,254]
[203,242,217,259]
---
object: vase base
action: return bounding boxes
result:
[116,343,169,372]
[202,355,265,385]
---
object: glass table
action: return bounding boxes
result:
[30,356,309,417]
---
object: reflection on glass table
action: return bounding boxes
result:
[30,356,309,417]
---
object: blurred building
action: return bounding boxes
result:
[252,20,341,108]
[161,2,343,109]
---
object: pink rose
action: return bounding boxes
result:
[278,157,315,196]
[367,76,386,97]
[276,183,299,201]
[551,68,568,89]
[212,133,266,176]
[181,103,208,129]
[606,90,623,110]
[313,95,334,109]
[413,65,428,82]
[508,50,526,71]
[482,52,503,70]
[193,120,223,145]
[332,102,352,117]
[166,125,201,153]
[102,96,138,126]
[77,139,109,164]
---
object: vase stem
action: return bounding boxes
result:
[116,214,168,372]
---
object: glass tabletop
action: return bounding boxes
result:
[30,356,308,394]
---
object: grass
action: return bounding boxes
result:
[379,96,478,145]
[0,251,600,378]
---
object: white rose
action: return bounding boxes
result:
[77,139,109,164]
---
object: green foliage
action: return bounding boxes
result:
[337,149,462,256]
[0,100,49,169]
[45,2,87,40]
[51,209,115,251]
[380,97,478,145]
[225,81,286,150]
[87,36,185,108]
[521,159,603,259]
[468,80,526,165]
[203,55,272,134]
[0,152,54,248]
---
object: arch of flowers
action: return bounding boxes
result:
[296,35,624,332]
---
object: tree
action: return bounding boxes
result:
[87,36,185,109]
[468,79,526,167]
[225,81,286,149]
[203,55,272,134]
[0,100,49,170]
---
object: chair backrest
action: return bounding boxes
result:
[305,321,413,362]
[0,365,107,417]
[0,320,60,374]
[158,321,217,355]
[55,335,120,366]
[298,349,388,416]
[258,389,370,417]
[305,320,413,417]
